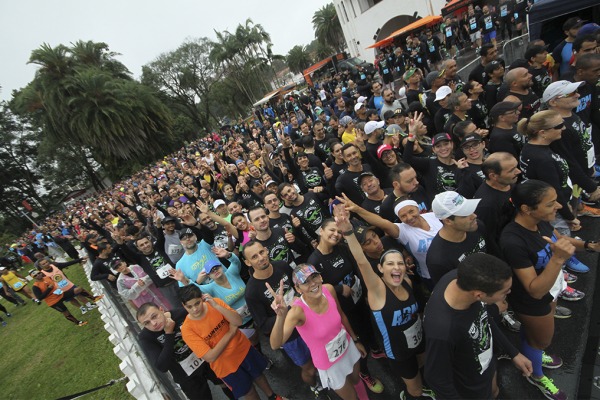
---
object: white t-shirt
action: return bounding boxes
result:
[394,213,442,280]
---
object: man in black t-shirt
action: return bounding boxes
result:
[424,253,532,399]
[359,172,393,215]
[525,45,552,98]
[501,67,540,120]
[474,152,520,245]
[137,304,234,400]
[242,241,323,397]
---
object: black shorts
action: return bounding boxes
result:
[445,38,455,50]
[428,52,442,63]
[62,286,78,302]
[510,297,552,317]
[387,351,421,379]
[50,301,68,313]
[382,74,394,84]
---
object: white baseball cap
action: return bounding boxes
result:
[364,120,385,135]
[432,191,481,219]
[213,199,226,209]
[354,102,365,112]
[434,86,452,102]
[357,96,368,104]
[542,80,583,103]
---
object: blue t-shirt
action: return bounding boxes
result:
[175,240,219,286]
[559,43,573,76]
[200,254,251,324]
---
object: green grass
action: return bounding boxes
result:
[0,263,133,400]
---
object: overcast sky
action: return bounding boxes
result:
[0,0,327,101]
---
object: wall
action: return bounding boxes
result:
[334,0,447,62]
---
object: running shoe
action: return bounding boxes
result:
[563,271,577,284]
[1,321,6,327]
[5,313,11,317]
[86,302,98,310]
[359,373,384,394]
[559,286,585,301]
[579,204,600,217]
[80,306,89,314]
[565,256,589,273]
[542,352,563,369]
[554,305,572,319]
[421,387,436,398]
[78,321,88,327]
[310,383,329,399]
[501,311,521,332]
[265,358,274,370]
[526,375,567,400]
[34,299,41,305]
[93,294,105,303]
[371,349,387,359]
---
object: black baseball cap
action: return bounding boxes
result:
[489,101,521,119]
[180,228,195,239]
[563,17,586,31]
[354,225,377,244]
[432,133,452,145]
[358,171,376,185]
[460,134,483,147]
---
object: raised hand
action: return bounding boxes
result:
[266,279,287,316]
[212,246,229,258]
[333,204,352,232]
[323,163,333,180]
[543,236,575,262]
[284,228,295,243]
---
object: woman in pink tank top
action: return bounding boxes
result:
[268,264,369,400]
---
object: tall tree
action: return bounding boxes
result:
[13,41,173,166]
[312,3,346,53]
[286,45,313,74]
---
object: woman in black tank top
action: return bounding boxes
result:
[333,205,434,400]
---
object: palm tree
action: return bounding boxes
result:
[287,45,313,74]
[312,3,346,53]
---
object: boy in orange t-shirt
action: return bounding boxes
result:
[179,285,285,400]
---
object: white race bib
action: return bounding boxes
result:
[403,317,423,349]
[350,276,362,304]
[179,352,204,376]
[477,338,493,374]
[13,281,23,290]
[57,279,69,289]
[236,304,251,319]
[156,265,172,279]
[325,328,349,363]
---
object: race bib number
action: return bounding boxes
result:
[383,68,389,74]
[500,6,508,17]
[179,352,204,376]
[514,12,519,19]
[446,27,452,37]
[417,57,422,63]
[236,304,252,319]
[156,265,172,279]
[325,328,349,363]
[403,317,423,349]
[350,276,362,304]
[360,73,366,80]
[429,45,436,53]
[57,279,69,289]
[485,19,493,30]
[53,289,63,295]
[13,281,23,289]
[587,145,596,168]
[478,340,493,374]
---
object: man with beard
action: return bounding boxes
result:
[248,207,309,266]
[158,216,184,264]
[500,67,540,120]
[380,162,430,222]
[473,152,520,245]
[171,228,219,287]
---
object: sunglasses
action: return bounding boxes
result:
[550,122,565,130]
[558,91,578,99]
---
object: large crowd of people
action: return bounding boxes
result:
[2,4,600,400]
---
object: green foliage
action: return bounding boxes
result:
[13,41,173,165]
[312,3,347,53]
[287,45,313,74]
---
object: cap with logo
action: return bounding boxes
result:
[377,144,394,159]
[213,199,226,209]
[431,133,452,146]
[385,124,405,136]
[355,226,377,244]
[432,191,481,219]
[358,171,376,185]
[180,228,196,239]
[542,80,584,103]
[204,259,222,274]
[460,134,483,148]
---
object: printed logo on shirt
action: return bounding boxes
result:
[391,303,418,326]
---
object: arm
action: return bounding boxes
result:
[512,237,574,300]
[116,276,147,301]
[196,202,239,239]
[267,279,301,349]
[333,204,385,299]
[206,296,242,327]
[52,259,84,270]
[337,193,400,238]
